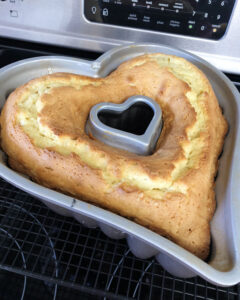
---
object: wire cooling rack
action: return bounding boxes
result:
[0,178,239,300]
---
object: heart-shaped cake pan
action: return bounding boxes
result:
[86,95,163,155]
[0,43,240,286]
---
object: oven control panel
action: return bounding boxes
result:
[84,0,236,40]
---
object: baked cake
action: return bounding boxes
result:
[0,53,227,259]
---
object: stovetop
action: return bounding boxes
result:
[0,38,240,300]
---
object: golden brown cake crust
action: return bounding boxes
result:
[0,53,227,259]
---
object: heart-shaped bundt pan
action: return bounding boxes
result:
[0,44,239,286]
[2,51,227,260]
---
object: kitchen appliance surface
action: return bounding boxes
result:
[0,1,240,299]
[0,0,240,73]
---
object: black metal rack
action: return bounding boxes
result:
[0,38,240,299]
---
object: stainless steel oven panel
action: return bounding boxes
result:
[0,1,239,74]
[0,44,240,286]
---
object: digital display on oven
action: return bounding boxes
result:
[84,0,236,40]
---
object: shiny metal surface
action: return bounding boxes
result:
[86,96,163,155]
[0,1,239,73]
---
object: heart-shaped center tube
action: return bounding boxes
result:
[98,102,154,135]
[86,96,163,155]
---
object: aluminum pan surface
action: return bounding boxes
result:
[0,44,239,286]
